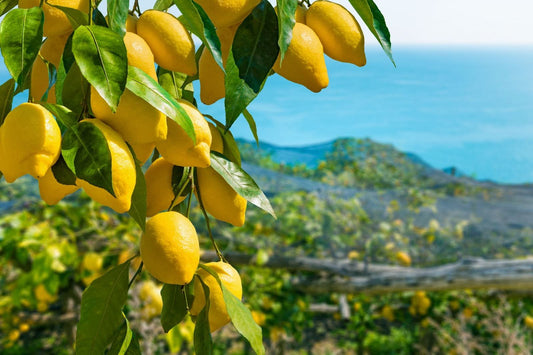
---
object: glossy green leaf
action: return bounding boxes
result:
[54,35,74,105]
[51,155,77,186]
[154,0,174,11]
[224,0,278,129]
[161,284,189,332]
[61,63,89,118]
[108,315,132,355]
[72,25,127,111]
[276,0,297,61]
[232,0,278,92]
[126,66,196,143]
[210,152,275,217]
[125,334,141,355]
[207,116,242,166]
[42,60,57,102]
[75,261,131,355]
[62,120,115,197]
[42,103,79,132]
[107,0,128,36]
[0,7,44,86]
[174,0,223,71]
[92,7,108,27]
[0,78,15,125]
[221,283,264,354]
[157,67,188,100]
[193,277,213,355]
[198,264,265,355]
[0,0,17,17]
[46,2,88,29]
[128,155,146,231]
[348,0,394,65]
[242,108,259,147]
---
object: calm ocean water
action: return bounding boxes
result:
[200,45,533,184]
[3,45,532,183]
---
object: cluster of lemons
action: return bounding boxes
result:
[199,0,366,103]
[409,291,431,316]
[0,0,253,333]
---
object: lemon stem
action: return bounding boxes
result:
[132,0,141,16]
[128,261,143,289]
[168,168,193,211]
[181,285,190,311]
[88,0,93,26]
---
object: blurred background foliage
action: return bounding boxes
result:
[2,138,533,354]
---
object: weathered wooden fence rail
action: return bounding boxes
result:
[201,251,533,294]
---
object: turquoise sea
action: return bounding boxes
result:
[200,45,533,184]
[3,45,533,184]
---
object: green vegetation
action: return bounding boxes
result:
[2,139,533,353]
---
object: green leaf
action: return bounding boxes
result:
[128,155,147,231]
[54,35,74,105]
[221,283,264,354]
[206,116,242,166]
[0,7,44,86]
[276,0,297,62]
[198,264,265,355]
[174,0,223,71]
[62,120,115,197]
[0,78,15,125]
[61,63,89,118]
[72,25,128,111]
[75,261,131,355]
[126,66,196,143]
[161,284,189,332]
[108,315,132,355]
[210,152,275,218]
[42,103,78,131]
[154,0,174,11]
[0,0,17,17]
[46,2,88,29]
[92,7,108,27]
[193,277,213,355]
[224,0,278,129]
[51,155,77,186]
[157,67,188,100]
[348,0,394,65]
[232,0,278,92]
[107,0,128,36]
[242,108,259,147]
[125,334,141,355]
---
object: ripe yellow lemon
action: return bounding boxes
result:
[91,88,167,144]
[38,168,79,205]
[130,142,154,164]
[198,25,238,105]
[306,1,366,66]
[156,100,212,168]
[90,32,165,144]
[194,0,260,28]
[208,122,224,154]
[76,119,136,213]
[273,23,328,93]
[19,0,89,37]
[396,251,412,266]
[0,103,61,182]
[190,261,242,332]
[81,252,103,272]
[123,32,158,80]
[525,316,533,329]
[140,211,200,285]
[196,167,246,226]
[145,157,186,217]
[137,10,196,75]
[31,35,69,103]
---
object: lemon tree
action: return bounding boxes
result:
[0,0,394,353]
